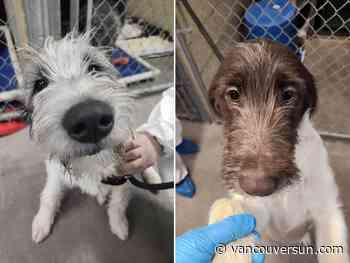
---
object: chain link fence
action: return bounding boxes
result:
[0,0,174,135]
[0,0,28,131]
[176,0,350,140]
[176,54,211,122]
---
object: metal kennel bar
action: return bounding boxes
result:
[176,29,214,121]
[176,0,350,141]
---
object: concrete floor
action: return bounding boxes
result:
[0,93,174,263]
[176,39,350,262]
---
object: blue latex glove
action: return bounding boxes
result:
[176,214,265,263]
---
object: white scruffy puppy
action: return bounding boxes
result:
[21,31,160,243]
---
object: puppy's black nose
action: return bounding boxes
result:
[62,99,114,143]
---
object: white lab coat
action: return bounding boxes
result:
[137,87,187,183]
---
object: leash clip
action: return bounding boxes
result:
[101,174,174,191]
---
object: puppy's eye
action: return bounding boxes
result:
[33,77,49,95]
[281,87,296,103]
[88,63,102,72]
[226,87,240,102]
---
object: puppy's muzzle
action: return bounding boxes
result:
[239,169,281,196]
[62,99,114,143]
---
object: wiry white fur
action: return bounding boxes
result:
[230,113,349,262]
[31,77,132,161]
[22,31,115,81]
[23,32,158,244]
[21,31,133,161]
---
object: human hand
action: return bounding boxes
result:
[118,132,161,175]
[176,214,264,263]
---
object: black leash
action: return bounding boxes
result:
[101,175,174,191]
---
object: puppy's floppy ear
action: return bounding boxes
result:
[208,81,221,118]
[208,80,226,118]
[301,64,318,116]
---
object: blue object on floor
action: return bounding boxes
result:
[176,138,199,155]
[244,0,299,54]
[176,175,196,198]
[0,47,16,91]
[112,48,150,77]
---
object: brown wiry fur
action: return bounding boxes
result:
[209,39,317,196]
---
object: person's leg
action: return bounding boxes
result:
[175,120,196,198]
[176,138,199,155]
[175,154,196,198]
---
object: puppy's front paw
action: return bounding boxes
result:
[109,215,129,240]
[97,193,107,206]
[96,188,109,206]
[32,210,54,244]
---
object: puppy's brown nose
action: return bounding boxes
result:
[62,99,114,143]
[239,170,279,196]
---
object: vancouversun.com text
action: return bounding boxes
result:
[215,242,344,256]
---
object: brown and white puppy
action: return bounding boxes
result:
[209,39,348,262]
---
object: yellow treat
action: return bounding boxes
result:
[209,197,256,263]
